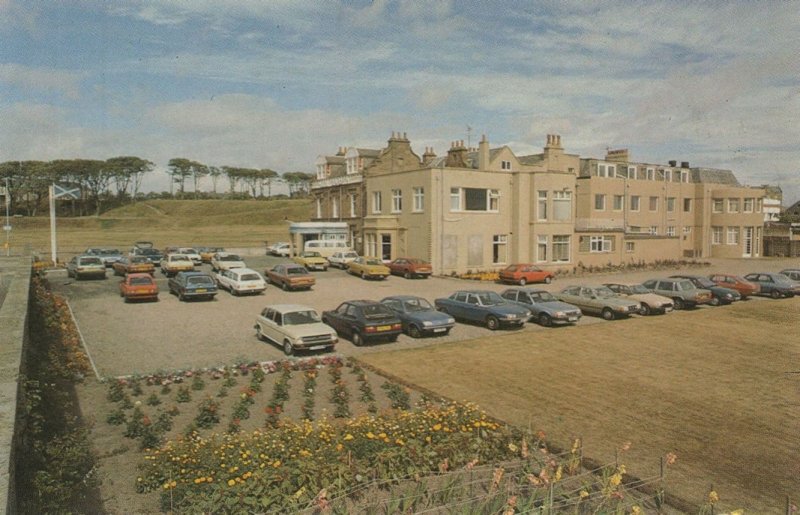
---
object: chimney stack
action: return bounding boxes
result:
[668,160,677,167]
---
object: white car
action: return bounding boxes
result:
[255,304,338,356]
[177,247,202,265]
[268,243,291,257]
[211,252,246,271]
[215,268,266,296]
[328,251,360,269]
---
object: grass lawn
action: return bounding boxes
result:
[360,298,800,513]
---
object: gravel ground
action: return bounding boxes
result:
[47,255,800,377]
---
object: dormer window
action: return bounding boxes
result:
[501,160,512,170]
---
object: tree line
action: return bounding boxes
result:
[0,157,314,216]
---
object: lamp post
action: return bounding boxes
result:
[3,177,10,256]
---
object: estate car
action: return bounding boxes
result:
[255,304,337,356]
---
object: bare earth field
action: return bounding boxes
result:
[360,297,800,512]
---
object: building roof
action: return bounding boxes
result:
[691,168,740,185]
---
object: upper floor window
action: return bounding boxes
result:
[315,198,322,218]
[613,195,623,211]
[372,191,382,213]
[391,189,402,213]
[649,226,658,235]
[597,163,616,178]
[594,194,606,211]
[451,188,500,212]
[500,160,512,170]
[711,226,722,245]
[649,196,658,211]
[646,168,655,180]
[413,187,424,212]
[349,194,357,218]
[630,195,640,212]
[666,226,676,236]
[681,171,689,183]
[683,198,692,212]
[743,198,754,212]
[712,199,723,213]
[667,197,676,212]
[552,191,572,221]
[537,191,548,221]
[663,169,672,182]
[627,166,636,179]
[332,197,339,218]
[728,198,739,213]
[450,188,461,211]
[346,157,358,175]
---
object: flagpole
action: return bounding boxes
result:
[4,177,10,257]
[50,183,57,264]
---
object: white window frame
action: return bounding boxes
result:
[594,194,606,211]
[315,198,322,218]
[711,226,722,245]
[681,171,689,183]
[664,169,672,182]
[537,191,548,221]
[492,234,508,264]
[488,189,500,212]
[728,198,739,213]
[683,226,692,235]
[625,241,635,253]
[391,189,402,213]
[597,164,606,177]
[350,193,357,218]
[627,166,636,179]
[450,188,461,211]
[536,235,548,262]
[413,187,424,212]
[727,227,739,245]
[649,226,658,235]
[590,236,612,253]
[666,226,676,237]
[332,197,339,218]
[552,235,570,262]
[552,191,572,221]
[743,198,754,213]
[501,160,512,170]
[613,195,623,211]
[372,191,382,214]
[667,197,675,212]
[712,199,723,213]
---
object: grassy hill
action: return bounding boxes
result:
[8,199,312,256]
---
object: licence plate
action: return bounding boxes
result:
[568,316,578,322]
[376,325,392,331]
[310,345,326,350]
[196,288,207,293]
[433,327,447,333]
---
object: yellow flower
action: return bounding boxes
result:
[366,432,375,439]
[433,423,442,431]
[631,506,642,515]
[609,473,622,487]
[272,460,281,468]
[336,443,343,451]
[343,434,354,441]
[227,479,236,486]
[708,490,719,504]
[579,490,589,499]
[507,443,518,453]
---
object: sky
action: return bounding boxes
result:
[1,1,798,202]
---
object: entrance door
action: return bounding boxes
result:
[743,227,753,257]
[381,234,392,261]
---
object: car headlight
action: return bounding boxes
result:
[502,313,517,319]
[422,321,433,327]
[447,318,455,324]
[724,293,733,299]
[554,311,565,318]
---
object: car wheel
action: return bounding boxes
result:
[409,324,422,338]
[282,281,288,291]
[538,313,552,327]
[518,277,527,286]
[544,276,552,284]
[672,297,685,310]
[601,308,615,321]
[283,340,293,356]
[255,325,264,341]
[361,271,366,280]
[486,315,500,331]
[709,296,720,306]
[178,292,186,302]
[639,303,651,316]
[404,271,412,279]
[352,331,363,346]
[771,289,781,299]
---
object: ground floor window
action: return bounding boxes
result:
[492,234,508,264]
[625,241,635,253]
[580,235,613,253]
[727,227,739,245]
[381,234,392,260]
[536,235,547,262]
[711,226,722,245]
[552,235,570,262]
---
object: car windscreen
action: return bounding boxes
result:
[303,252,322,258]
[362,304,393,318]
[80,257,103,265]
[344,252,358,258]
[287,267,307,275]
[630,285,649,294]
[240,273,261,281]
[131,257,150,264]
[476,292,504,305]
[402,298,433,311]
[171,255,189,261]
[100,249,121,255]
[187,276,214,285]
[694,277,716,288]
[677,280,695,291]
[365,259,383,266]
[535,292,556,302]
[221,255,242,261]
[595,287,616,298]
[130,277,153,286]
[283,310,321,325]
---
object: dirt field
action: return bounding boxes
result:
[49,255,800,512]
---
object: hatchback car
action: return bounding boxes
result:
[328,251,360,269]
[321,300,403,346]
[347,257,391,280]
[779,269,800,282]
[641,278,713,309]
[743,273,797,298]
[498,264,554,286]
[500,288,582,326]
[119,273,159,302]
[112,255,155,276]
[168,271,218,301]
[268,243,291,257]
[265,263,315,291]
[380,295,455,337]
[669,274,741,306]
[255,304,338,355]
[554,285,640,320]
[387,258,433,279]
[434,290,530,330]
[160,254,195,277]
[215,268,266,296]
[211,252,246,272]
[67,255,107,280]
[707,274,760,299]
[293,251,329,271]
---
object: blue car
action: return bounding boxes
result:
[380,295,456,338]
[434,290,530,330]
[669,274,741,306]
[168,271,218,301]
[743,273,797,298]
[500,288,582,327]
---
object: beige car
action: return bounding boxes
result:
[160,254,195,277]
[604,282,674,315]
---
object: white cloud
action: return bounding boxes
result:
[0,63,85,99]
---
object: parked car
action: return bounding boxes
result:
[130,242,164,266]
[303,240,353,258]
[160,254,195,277]
[293,251,329,271]
[498,264,554,286]
[264,263,316,291]
[66,255,107,280]
[669,274,741,306]
[215,268,266,296]
[641,278,713,309]
[177,247,202,265]
[255,304,338,355]
[347,257,391,280]
[743,272,797,298]
[499,288,582,326]
[434,290,530,330]
[211,252,246,272]
[779,269,800,282]
[554,285,640,320]
[119,273,159,302]
[267,242,291,257]
[85,248,123,267]
[168,271,218,301]
[707,274,760,299]
[200,247,225,263]
[603,283,674,315]
[380,295,455,337]
[329,251,360,269]
[112,255,156,276]
[321,300,403,346]
[387,258,433,279]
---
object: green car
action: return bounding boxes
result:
[554,285,640,320]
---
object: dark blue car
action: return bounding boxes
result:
[380,295,455,338]
[434,290,530,330]
[168,271,218,301]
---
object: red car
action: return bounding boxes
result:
[387,258,432,279]
[708,274,760,299]
[499,264,553,286]
[119,273,159,302]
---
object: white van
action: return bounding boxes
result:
[303,240,352,258]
